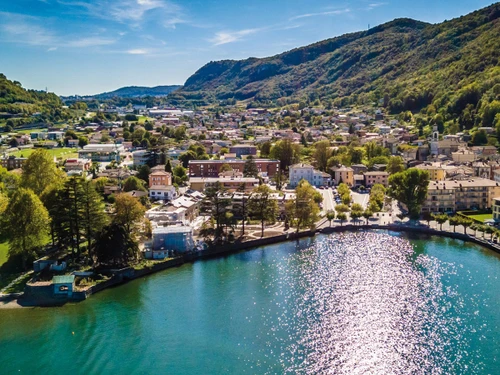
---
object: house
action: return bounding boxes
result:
[493,197,500,222]
[229,144,257,158]
[149,171,172,187]
[363,171,389,187]
[149,226,195,255]
[78,144,124,162]
[64,158,91,173]
[288,163,331,188]
[52,275,75,297]
[149,185,177,201]
[415,164,446,181]
[331,166,354,186]
[1,155,27,170]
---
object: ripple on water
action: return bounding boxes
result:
[258,232,482,375]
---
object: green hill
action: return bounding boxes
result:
[94,85,182,99]
[0,74,69,127]
[174,3,500,120]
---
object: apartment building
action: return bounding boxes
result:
[422,178,500,213]
[331,166,354,186]
[364,171,389,187]
[188,159,280,178]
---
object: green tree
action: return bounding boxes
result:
[386,156,405,174]
[21,149,65,196]
[113,194,146,235]
[248,185,278,237]
[80,179,108,258]
[260,141,272,157]
[5,188,50,269]
[350,203,364,224]
[337,212,347,226]
[285,180,320,233]
[313,140,331,172]
[243,156,259,178]
[460,216,473,234]
[203,182,232,242]
[78,136,89,148]
[123,176,147,192]
[362,209,373,224]
[432,213,448,231]
[165,159,173,174]
[95,224,139,267]
[472,129,488,146]
[388,169,430,219]
[270,139,301,172]
[220,163,233,173]
[326,210,336,226]
[179,150,198,168]
[137,165,151,182]
[448,215,461,232]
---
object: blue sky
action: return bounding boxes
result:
[0,0,495,95]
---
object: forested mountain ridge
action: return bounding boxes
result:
[93,85,182,99]
[0,73,64,118]
[173,2,500,121]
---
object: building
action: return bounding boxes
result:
[1,155,27,170]
[149,171,172,188]
[150,226,195,254]
[52,275,75,297]
[493,197,500,222]
[415,164,446,181]
[64,158,91,173]
[452,149,475,163]
[149,185,177,201]
[363,171,389,187]
[229,144,257,158]
[331,166,354,186]
[78,144,124,162]
[288,163,331,188]
[189,176,259,192]
[132,150,152,166]
[188,159,280,178]
[422,178,500,213]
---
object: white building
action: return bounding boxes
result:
[149,185,177,201]
[132,150,151,166]
[289,163,331,188]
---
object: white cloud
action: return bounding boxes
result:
[210,28,264,46]
[59,0,185,28]
[47,47,58,51]
[366,2,388,10]
[289,8,351,21]
[0,12,117,48]
[127,48,148,54]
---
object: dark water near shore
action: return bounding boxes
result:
[1,231,499,374]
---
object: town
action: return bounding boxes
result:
[1,100,500,303]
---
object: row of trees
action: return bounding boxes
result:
[200,179,322,244]
[1,149,147,269]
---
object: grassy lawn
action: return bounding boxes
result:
[137,116,154,124]
[8,147,78,160]
[465,213,493,223]
[0,241,8,268]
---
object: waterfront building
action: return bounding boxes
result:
[422,178,500,213]
[150,226,195,255]
[493,197,500,222]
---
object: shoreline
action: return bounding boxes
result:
[2,223,499,309]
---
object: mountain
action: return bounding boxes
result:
[174,3,500,115]
[93,85,182,99]
[0,73,69,126]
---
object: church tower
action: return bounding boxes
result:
[430,125,439,156]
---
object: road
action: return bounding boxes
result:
[318,188,336,213]
[351,191,370,209]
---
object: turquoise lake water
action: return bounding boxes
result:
[0,231,499,374]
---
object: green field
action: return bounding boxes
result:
[137,116,154,124]
[8,147,78,160]
[465,213,493,223]
[0,241,8,268]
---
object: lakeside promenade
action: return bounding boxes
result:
[2,212,500,308]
